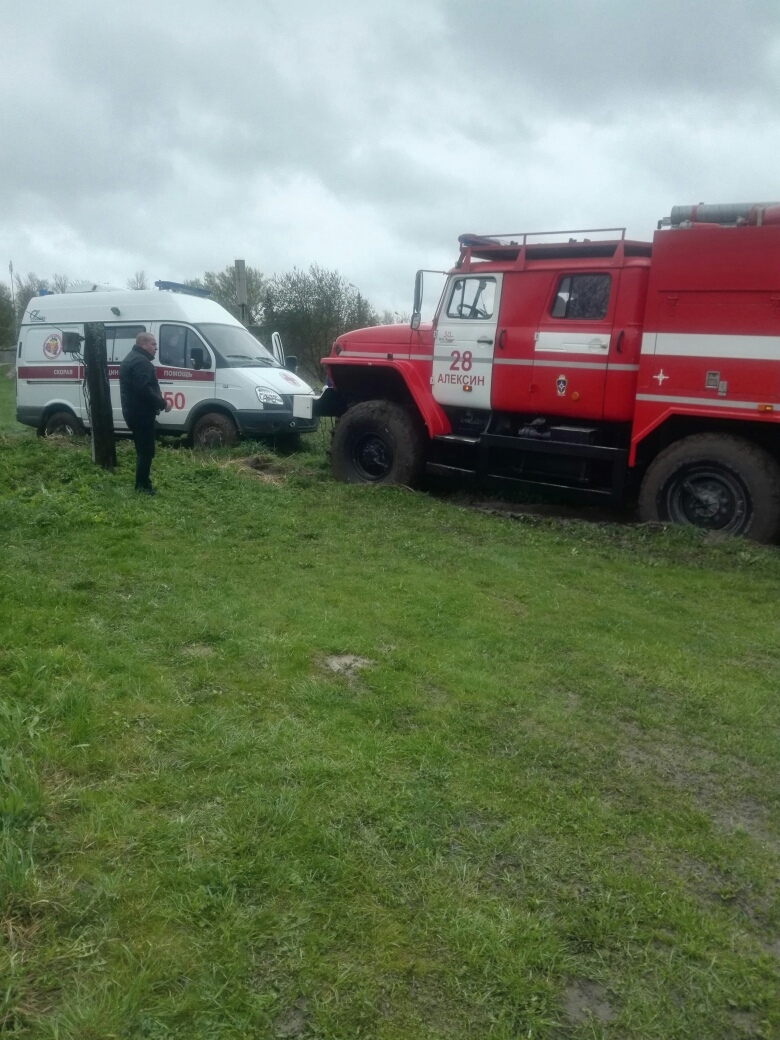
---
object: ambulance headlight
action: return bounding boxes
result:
[255,386,285,405]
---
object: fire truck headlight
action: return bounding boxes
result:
[255,386,285,406]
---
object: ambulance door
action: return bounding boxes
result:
[18,325,86,425]
[156,324,215,429]
[432,274,503,410]
[532,272,617,421]
[108,325,147,429]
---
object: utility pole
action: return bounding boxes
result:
[9,261,16,340]
[235,259,248,325]
[83,322,116,470]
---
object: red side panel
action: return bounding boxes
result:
[603,265,650,422]
[631,226,780,461]
[492,271,555,413]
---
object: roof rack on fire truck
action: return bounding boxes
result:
[460,226,627,249]
[455,226,652,266]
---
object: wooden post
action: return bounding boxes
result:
[83,322,116,470]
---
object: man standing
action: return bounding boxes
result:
[119,332,172,494]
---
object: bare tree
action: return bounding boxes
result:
[0,281,15,347]
[185,265,265,323]
[52,273,71,293]
[127,270,150,290]
[380,309,411,325]
[261,265,378,379]
[14,273,50,325]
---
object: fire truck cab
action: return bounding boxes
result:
[319,202,780,541]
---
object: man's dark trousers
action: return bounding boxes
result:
[130,414,156,490]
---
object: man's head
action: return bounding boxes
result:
[136,332,158,358]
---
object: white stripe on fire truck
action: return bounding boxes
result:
[338,350,432,361]
[641,333,780,360]
[636,393,769,410]
[494,358,639,371]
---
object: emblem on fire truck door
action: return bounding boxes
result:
[556,375,567,396]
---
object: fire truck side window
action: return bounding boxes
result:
[551,274,611,320]
[446,277,497,319]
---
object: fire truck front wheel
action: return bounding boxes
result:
[638,434,780,542]
[331,400,425,486]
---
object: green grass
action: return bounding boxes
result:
[1,368,779,1039]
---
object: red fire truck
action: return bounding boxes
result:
[317,202,780,541]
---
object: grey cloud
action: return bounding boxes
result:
[3,1,780,309]
[445,0,780,111]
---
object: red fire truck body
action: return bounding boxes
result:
[319,203,780,540]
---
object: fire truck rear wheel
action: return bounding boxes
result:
[43,410,85,438]
[331,400,425,486]
[192,412,239,449]
[638,434,780,542]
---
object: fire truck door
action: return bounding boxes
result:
[432,273,503,410]
[532,272,616,421]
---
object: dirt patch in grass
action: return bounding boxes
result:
[562,978,615,1024]
[224,454,286,484]
[181,643,215,657]
[321,654,375,677]
[684,856,778,940]
[712,798,779,848]
[461,494,635,528]
[619,734,780,851]
[727,1009,763,1036]
[274,997,309,1038]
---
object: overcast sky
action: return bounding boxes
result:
[3,0,780,314]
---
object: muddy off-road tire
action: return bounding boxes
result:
[331,400,425,486]
[192,412,239,449]
[43,410,85,438]
[638,434,780,542]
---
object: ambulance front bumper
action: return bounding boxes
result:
[235,409,318,436]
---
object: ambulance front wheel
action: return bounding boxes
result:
[638,433,780,542]
[191,412,239,449]
[331,400,425,486]
[43,410,85,438]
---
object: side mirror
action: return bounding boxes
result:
[411,270,423,330]
[190,345,204,370]
[62,331,83,353]
[284,355,298,374]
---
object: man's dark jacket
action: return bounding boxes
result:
[119,345,166,426]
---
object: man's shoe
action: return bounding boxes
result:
[136,486,156,495]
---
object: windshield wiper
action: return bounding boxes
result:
[226,354,275,365]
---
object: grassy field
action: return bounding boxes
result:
[1,370,779,1039]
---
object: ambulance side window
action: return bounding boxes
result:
[186,329,211,369]
[551,275,611,320]
[109,325,147,362]
[159,325,187,368]
[159,325,211,369]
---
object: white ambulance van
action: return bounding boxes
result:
[15,282,318,447]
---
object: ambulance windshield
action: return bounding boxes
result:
[196,324,279,368]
